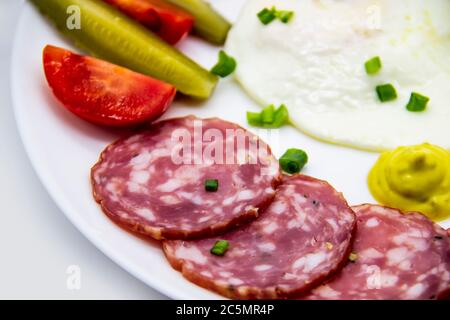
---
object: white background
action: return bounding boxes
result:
[0,0,165,300]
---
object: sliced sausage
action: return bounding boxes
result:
[91,116,280,240]
[304,204,450,300]
[163,175,356,299]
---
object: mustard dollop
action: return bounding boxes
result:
[368,143,450,221]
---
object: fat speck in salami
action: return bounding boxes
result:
[163,175,356,299]
[91,116,280,240]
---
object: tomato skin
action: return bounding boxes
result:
[43,45,176,127]
[103,0,194,45]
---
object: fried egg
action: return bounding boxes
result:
[226,0,450,151]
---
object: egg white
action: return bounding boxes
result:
[226,0,450,151]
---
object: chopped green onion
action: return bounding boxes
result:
[270,104,289,128]
[211,50,237,78]
[258,6,294,25]
[210,240,229,256]
[406,92,429,112]
[246,104,289,128]
[205,179,219,192]
[257,7,277,25]
[365,56,382,75]
[376,84,397,102]
[279,148,308,174]
[276,10,294,23]
[261,104,275,124]
[246,111,263,127]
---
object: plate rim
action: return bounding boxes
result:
[11,1,450,301]
[10,2,191,300]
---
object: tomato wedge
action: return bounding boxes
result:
[43,45,176,127]
[103,0,194,45]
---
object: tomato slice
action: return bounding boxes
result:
[103,0,194,45]
[43,45,176,127]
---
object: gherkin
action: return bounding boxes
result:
[31,0,218,99]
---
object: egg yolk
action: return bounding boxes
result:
[368,143,450,221]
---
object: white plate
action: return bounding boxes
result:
[11,0,450,300]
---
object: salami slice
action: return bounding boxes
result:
[91,116,280,240]
[163,175,356,299]
[304,205,450,300]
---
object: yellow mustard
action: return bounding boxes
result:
[368,143,450,221]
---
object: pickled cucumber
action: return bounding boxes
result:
[31,0,218,99]
[165,0,231,45]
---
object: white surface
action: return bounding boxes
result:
[7,0,450,300]
[1,0,165,300]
